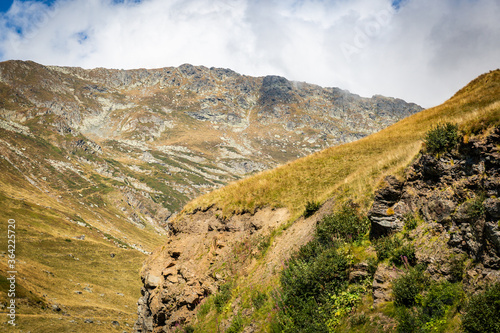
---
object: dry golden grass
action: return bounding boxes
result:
[181,69,500,220]
[0,131,166,332]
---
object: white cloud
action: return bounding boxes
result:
[1,0,499,107]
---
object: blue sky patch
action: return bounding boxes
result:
[0,0,59,13]
[76,31,88,44]
[0,0,14,13]
[391,0,407,10]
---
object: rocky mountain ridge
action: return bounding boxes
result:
[0,60,422,220]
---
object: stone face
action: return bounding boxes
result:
[144,274,161,289]
[372,264,400,306]
[367,126,500,307]
[370,126,500,267]
[484,198,500,219]
[368,176,404,238]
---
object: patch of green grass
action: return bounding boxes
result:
[251,289,268,310]
[462,282,500,333]
[304,200,321,217]
[214,282,233,313]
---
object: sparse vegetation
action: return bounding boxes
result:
[226,313,244,333]
[304,200,321,217]
[251,289,268,310]
[271,205,369,332]
[404,213,419,231]
[462,282,500,333]
[214,282,233,313]
[467,193,486,218]
[423,122,462,155]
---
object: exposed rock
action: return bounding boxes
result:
[484,197,500,219]
[368,176,404,238]
[372,263,400,306]
[369,127,500,301]
[349,263,370,282]
[134,206,310,332]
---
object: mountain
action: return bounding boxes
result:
[0,60,422,215]
[0,60,421,331]
[135,69,500,332]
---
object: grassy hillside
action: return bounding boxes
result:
[0,125,167,332]
[167,70,500,333]
[182,69,500,219]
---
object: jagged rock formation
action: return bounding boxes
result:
[369,127,500,305]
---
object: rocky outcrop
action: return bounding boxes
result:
[134,207,292,332]
[372,263,401,306]
[369,127,500,305]
[133,198,340,332]
[368,176,405,238]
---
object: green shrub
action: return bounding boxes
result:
[394,278,463,333]
[391,243,417,267]
[271,205,369,332]
[281,247,349,300]
[393,267,428,307]
[226,314,244,333]
[421,281,463,320]
[423,122,462,155]
[396,307,424,333]
[317,204,369,244]
[304,200,321,217]
[462,283,500,333]
[251,289,267,310]
[214,282,233,313]
[374,235,402,262]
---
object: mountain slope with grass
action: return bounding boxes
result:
[136,69,500,332]
[0,60,421,332]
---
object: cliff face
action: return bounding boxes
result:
[369,127,500,305]
[134,200,338,332]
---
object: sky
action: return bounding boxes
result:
[0,0,499,108]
